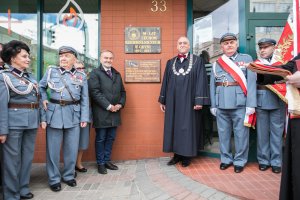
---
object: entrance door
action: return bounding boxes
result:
[248,19,286,59]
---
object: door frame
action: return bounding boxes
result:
[247,19,286,59]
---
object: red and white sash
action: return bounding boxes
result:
[217,55,247,95]
[217,55,255,128]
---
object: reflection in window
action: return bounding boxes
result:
[250,0,292,13]
[0,0,37,75]
[193,0,239,63]
[43,0,99,74]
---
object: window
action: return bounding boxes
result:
[0,0,38,74]
[250,0,292,13]
[193,0,239,63]
[43,0,100,74]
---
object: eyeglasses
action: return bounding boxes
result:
[76,67,85,70]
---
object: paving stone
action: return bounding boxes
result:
[16,158,236,200]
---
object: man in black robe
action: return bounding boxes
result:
[158,36,210,167]
[254,54,300,200]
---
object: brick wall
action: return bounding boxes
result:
[33,0,187,162]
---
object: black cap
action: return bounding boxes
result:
[58,46,78,58]
[257,38,276,46]
[220,33,237,43]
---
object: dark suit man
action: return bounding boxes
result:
[88,50,126,174]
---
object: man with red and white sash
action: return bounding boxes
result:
[255,38,286,173]
[210,33,256,173]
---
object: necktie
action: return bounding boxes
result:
[107,69,112,78]
[177,54,187,59]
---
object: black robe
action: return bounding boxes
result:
[158,54,210,157]
[257,55,300,200]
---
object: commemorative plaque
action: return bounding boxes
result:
[125,27,161,53]
[125,60,160,82]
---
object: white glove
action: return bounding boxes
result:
[210,108,217,116]
[246,107,255,115]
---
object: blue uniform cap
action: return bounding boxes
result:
[58,46,78,58]
[257,38,276,46]
[220,33,237,43]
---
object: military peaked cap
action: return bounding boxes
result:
[58,46,78,57]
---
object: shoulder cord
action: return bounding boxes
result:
[3,73,34,95]
[213,61,227,80]
[47,68,65,93]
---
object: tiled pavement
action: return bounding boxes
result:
[177,157,281,200]
[14,157,237,200]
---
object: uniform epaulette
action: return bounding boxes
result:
[48,65,59,69]
[76,70,87,76]
[0,69,10,74]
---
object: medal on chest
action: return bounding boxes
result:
[19,80,27,85]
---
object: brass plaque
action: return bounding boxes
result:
[125,60,160,83]
[125,27,161,53]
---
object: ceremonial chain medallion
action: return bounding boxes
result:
[172,55,193,76]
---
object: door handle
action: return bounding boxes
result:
[246,34,254,40]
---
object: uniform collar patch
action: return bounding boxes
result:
[11,67,29,77]
[60,67,76,75]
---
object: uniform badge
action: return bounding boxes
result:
[237,62,246,69]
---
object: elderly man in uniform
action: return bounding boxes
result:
[255,38,285,173]
[39,46,89,192]
[210,33,256,173]
[159,36,210,167]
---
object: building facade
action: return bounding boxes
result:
[0,0,291,162]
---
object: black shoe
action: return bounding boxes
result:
[220,163,232,170]
[74,171,77,178]
[20,192,34,199]
[181,159,191,167]
[259,164,270,171]
[234,165,244,173]
[105,162,118,170]
[50,183,61,192]
[272,166,281,174]
[167,155,181,166]
[98,164,107,174]
[62,179,77,187]
[75,166,88,173]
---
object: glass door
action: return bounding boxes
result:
[248,19,286,59]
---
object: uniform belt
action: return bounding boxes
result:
[8,103,39,109]
[215,81,239,87]
[50,98,80,106]
[257,85,268,90]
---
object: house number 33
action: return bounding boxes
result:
[151,0,167,12]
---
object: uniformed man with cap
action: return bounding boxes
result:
[210,33,256,173]
[39,46,89,192]
[255,38,285,173]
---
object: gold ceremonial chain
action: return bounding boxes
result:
[172,55,193,76]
